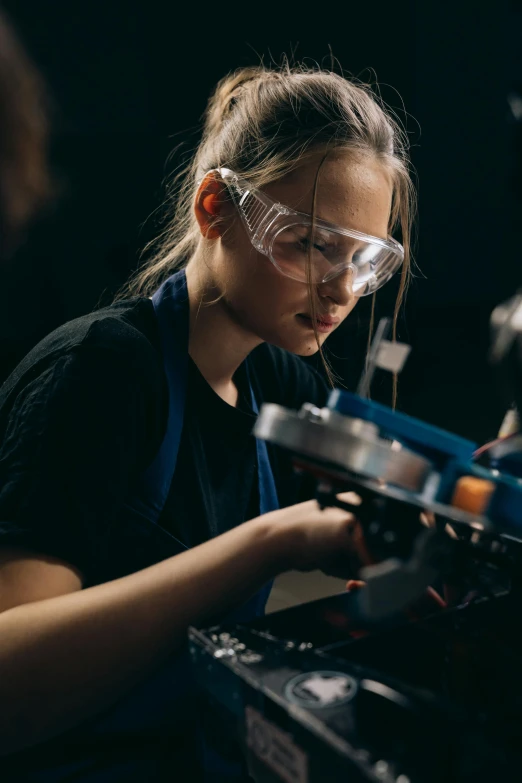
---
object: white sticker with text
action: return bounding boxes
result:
[246,705,308,783]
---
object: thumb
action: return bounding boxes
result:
[345,579,366,592]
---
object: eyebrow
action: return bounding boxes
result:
[286,204,387,241]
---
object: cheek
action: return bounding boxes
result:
[227,250,309,317]
[230,276,303,332]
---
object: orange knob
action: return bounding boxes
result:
[451,475,495,515]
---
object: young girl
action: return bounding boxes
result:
[0,65,412,781]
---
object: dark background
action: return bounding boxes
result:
[1,1,520,444]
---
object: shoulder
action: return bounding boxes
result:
[0,298,167,476]
[0,298,163,404]
[249,343,330,411]
[37,297,159,364]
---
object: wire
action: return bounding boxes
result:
[472,432,518,460]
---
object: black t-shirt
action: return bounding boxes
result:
[0,297,329,585]
[165,356,260,549]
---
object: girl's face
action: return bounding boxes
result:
[207,151,393,356]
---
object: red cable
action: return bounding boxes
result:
[472,432,517,460]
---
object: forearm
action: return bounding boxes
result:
[0,516,284,754]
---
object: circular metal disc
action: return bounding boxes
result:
[254,404,431,494]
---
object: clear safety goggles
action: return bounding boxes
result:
[211,167,404,296]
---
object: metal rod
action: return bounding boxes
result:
[357,317,391,398]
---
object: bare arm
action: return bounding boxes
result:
[0,500,355,755]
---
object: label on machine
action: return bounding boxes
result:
[245,705,309,783]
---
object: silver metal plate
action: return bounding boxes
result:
[254,403,431,494]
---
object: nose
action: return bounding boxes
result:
[318,265,356,306]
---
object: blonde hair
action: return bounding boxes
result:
[120,63,416,403]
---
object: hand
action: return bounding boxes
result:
[261,493,365,577]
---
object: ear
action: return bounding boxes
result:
[194,173,229,239]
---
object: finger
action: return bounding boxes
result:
[336,491,362,506]
[426,585,447,609]
[318,503,356,526]
[345,579,366,592]
[420,511,436,527]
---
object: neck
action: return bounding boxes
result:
[184,259,263,392]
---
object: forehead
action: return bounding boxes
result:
[263,152,393,239]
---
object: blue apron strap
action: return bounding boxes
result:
[149,270,190,510]
[125,269,279,621]
[129,269,280,531]
[254,411,279,515]
[125,269,190,525]
[245,361,279,619]
[247,360,279,517]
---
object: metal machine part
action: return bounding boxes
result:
[490,291,522,422]
[254,386,522,621]
[356,528,447,622]
[254,403,432,494]
[490,290,522,364]
[189,300,522,782]
[189,589,522,783]
[254,401,493,532]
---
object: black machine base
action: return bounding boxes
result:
[189,589,522,783]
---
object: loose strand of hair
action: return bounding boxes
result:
[307,151,339,388]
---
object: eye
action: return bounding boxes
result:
[296,237,327,253]
[292,228,333,250]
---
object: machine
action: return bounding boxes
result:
[189,296,522,783]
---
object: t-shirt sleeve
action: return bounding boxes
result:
[0,324,163,584]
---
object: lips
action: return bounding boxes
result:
[315,315,339,326]
[296,313,340,333]
[299,314,340,326]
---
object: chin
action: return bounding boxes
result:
[293,341,323,357]
[251,316,330,356]
[263,331,325,356]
